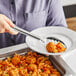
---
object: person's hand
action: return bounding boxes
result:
[0,14,18,35]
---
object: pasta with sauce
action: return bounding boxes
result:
[0,51,61,76]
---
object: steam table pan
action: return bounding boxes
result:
[0,43,75,76]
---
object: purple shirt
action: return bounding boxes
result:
[0,0,67,48]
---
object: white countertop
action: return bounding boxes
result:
[61,0,76,6]
[61,49,76,74]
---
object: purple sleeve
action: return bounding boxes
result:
[46,0,67,27]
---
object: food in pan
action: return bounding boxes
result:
[0,51,61,76]
[46,42,66,53]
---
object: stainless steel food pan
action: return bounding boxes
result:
[0,43,75,76]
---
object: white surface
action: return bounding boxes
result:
[61,0,76,6]
[26,26,76,55]
[61,49,76,74]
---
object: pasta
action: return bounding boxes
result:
[0,51,61,76]
[46,42,66,53]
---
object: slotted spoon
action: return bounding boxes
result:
[13,26,67,54]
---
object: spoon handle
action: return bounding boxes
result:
[13,26,42,40]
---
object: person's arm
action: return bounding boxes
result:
[46,0,67,27]
[0,14,18,34]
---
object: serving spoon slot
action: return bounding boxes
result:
[47,37,67,48]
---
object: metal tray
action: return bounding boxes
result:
[0,43,75,76]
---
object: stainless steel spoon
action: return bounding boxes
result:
[13,26,67,48]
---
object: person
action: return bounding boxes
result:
[0,0,67,48]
